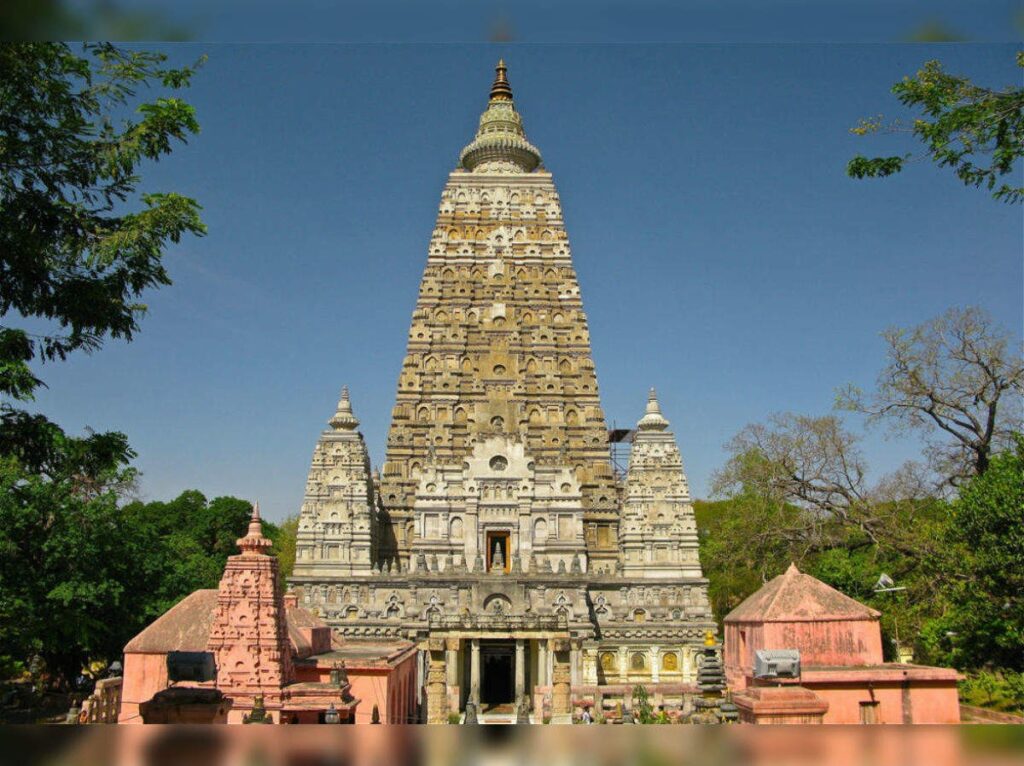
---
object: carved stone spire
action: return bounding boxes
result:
[459,60,542,173]
[490,58,513,101]
[236,501,273,555]
[637,387,670,431]
[209,499,295,713]
[329,385,360,431]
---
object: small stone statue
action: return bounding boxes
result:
[243,695,274,724]
[464,702,479,724]
[516,699,531,724]
[492,544,505,572]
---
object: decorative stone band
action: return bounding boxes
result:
[459,134,542,173]
[427,613,568,631]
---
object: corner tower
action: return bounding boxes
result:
[377,62,620,574]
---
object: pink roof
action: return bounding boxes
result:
[124,589,330,654]
[724,563,880,623]
[124,590,219,653]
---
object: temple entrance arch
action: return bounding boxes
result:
[479,640,516,711]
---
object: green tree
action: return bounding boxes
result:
[847,52,1024,203]
[270,513,299,580]
[631,685,655,724]
[934,435,1024,671]
[0,43,204,684]
[711,420,952,660]
[0,438,161,684]
[0,42,204,470]
[122,492,284,615]
[694,493,806,623]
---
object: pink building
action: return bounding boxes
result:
[725,563,961,724]
[119,504,418,724]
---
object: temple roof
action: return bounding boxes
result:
[725,563,881,624]
[124,589,330,655]
[124,590,219,653]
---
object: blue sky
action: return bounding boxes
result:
[29,44,1022,520]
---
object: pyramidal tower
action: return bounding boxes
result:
[292,62,713,723]
[378,59,620,575]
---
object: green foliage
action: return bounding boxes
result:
[121,491,285,616]
[0,42,205,490]
[696,493,948,662]
[693,496,803,623]
[0,439,155,684]
[632,685,655,724]
[0,43,205,410]
[270,514,299,581]
[0,471,264,686]
[959,670,1024,713]
[848,53,1024,203]
[0,45,208,685]
[929,436,1024,671]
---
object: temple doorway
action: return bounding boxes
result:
[480,640,515,711]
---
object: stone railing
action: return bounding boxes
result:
[428,613,567,632]
[79,677,122,724]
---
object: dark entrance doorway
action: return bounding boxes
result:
[480,640,515,712]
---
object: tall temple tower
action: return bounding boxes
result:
[377,59,620,575]
[292,61,714,723]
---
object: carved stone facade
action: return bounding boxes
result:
[295,387,377,577]
[291,61,715,722]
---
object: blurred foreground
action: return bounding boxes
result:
[3,725,1024,766]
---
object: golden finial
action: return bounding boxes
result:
[704,630,716,647]
[490,59,513,101]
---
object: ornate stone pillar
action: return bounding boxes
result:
[682,645,694,684]
[425,638,448,724]
[446,638,460,713]
[582,641,599,686]
[551,639,572,723]
[538,640,549,686]
[515,639,525,705]
[570,639,581,687]
[470,638,481,705]
[651,645,660,684]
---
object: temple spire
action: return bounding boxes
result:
[329,385,360,431]
[637,387,670,431]
[459,59,541,173]
[237,501,273,555]
[490,59,513,101]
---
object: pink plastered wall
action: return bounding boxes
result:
[806,680,961,724]
[118,653,168,724]
[346,654,418,724]
[726,618,882,688]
